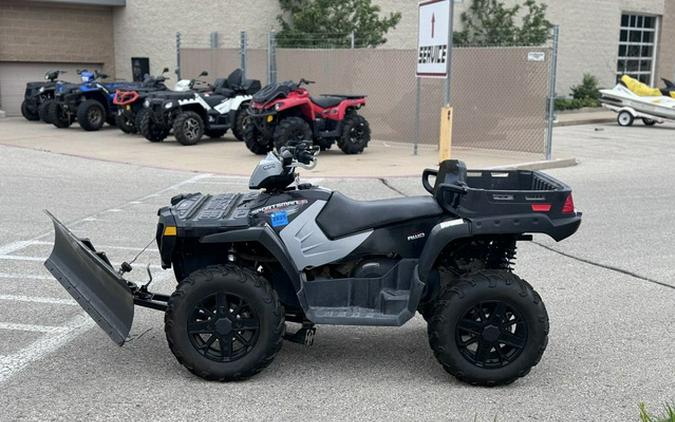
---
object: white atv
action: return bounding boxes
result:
[140,69,261,145]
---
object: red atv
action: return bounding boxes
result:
[244,78,370,154]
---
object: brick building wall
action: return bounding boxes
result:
[0,1,115,75]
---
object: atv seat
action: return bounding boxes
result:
[317,192,443,239]
[203,94,225,108]
[311,96,344,108]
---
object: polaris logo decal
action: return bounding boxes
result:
[407,232,425,241]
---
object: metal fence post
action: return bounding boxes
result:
[209,31,219,49]
[176,32,182,80]
[545,25,560,161]
[350,31,355,49]
[240,31,248,79]
[414,78,420,156]
[267,32,277,84]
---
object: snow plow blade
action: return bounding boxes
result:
[43,211,134,345]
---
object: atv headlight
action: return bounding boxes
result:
[143,99,150,108]
[164,102,173,109]
[38,86,45,93]
[274,102,284,111]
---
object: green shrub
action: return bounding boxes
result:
[554,97,599,111]
[571,73,601,101]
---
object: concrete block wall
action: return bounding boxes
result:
[111,0,282,81]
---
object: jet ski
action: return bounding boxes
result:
[599,75,675,126]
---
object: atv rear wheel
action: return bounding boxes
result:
[139,110,169,142]
[205,129,227,139]
[115,112,137,134]
[38,100,52,123]
[231,105,249,142]
[338,113,370,154]
[47,102,73,128]
[165,264,284,381]
[243,122,272,155]
[427,270,548,386]
[642,118,657,126]
[173,111,204,146]
[77,99,106,131]
[21,101,40,121]
[273,116,312,151]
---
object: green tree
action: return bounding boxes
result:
[276,0,401,48]
[454,0,552,46]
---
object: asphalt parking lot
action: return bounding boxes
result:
[0,121,673,421]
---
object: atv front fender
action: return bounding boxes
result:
[200,226,301,292]
[43,212,134,345]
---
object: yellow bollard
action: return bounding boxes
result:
[439,106,453,163]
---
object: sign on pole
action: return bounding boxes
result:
[416,0,452,78]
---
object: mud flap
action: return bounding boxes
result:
[43,211,134,345]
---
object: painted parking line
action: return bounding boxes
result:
[0,313,94,383]
[0,322,71,334]
[0,294,76,306]
[0,273,52,280]
[0,255,163,270]
[29,240,159,253]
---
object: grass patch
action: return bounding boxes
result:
[639,403,675,422]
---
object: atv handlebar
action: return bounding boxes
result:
[298,78,316,87]
[279,142,319,170]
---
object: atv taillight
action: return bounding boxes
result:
[531,204,551,212]
[562,193,575,214]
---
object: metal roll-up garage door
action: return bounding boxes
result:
[0,62,102,116]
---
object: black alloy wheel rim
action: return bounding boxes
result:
[349,123,365,144]
[455,301,528,369]
[88,107,102,125]
[184,117,201,140]
[187,292,260,362]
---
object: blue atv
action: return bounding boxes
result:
[49,70,144,131]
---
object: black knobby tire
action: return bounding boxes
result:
[47,102,73,128]
[338,112,370,154]
[231,105,249,142]
[115,112,137,134]
[106,113,117,127]
[38,101,52,123]
[272,116,312,151]
[173,111,204,146]
[165,264,284,381]
[205,129,227,139]
[77,99,106,131]
[134,108,148,133]
[642,118,657,126]
[21,101,40,121]
[427,270,549,387]
[139,110,169,142]
[243,122,272,155]
[316,138,335,151]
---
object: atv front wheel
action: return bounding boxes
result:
[231,106,249,142]
[115,112,136,134]
[77,99,106,131]
[273,116,312,151]
[338,113,370,154]
[165,264,284,381]
[243,122,272,155]
[173,111,204,146]
[47,102,73,128]
[21,101,40,121]
[427,270,548,386]
[642,118,657,126]
[139,111,169,142]
[38,101,52,123]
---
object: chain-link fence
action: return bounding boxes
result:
[177,30,558,157]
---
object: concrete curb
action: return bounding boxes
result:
[490,157,578,171]
[555,117,614,127]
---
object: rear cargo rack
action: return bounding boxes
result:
[423,161,573,218]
